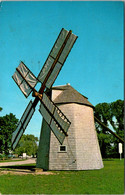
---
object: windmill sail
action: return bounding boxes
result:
[12,61,38,98]
[12,28,77,150]
[37,28,77,89]
[39,93,71,144]
[12,101,35,150]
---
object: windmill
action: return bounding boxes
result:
[11,28,78,155]
[44,85,124,170]
[12,28,123,171]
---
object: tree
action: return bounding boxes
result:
[94,100,124,158]
[14,134,38,157]
[0,113,18,155]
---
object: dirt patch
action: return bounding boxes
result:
[0,158,36,167]
[0,169,56,175]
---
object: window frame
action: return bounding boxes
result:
[58,145,67,153]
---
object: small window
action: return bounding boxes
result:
[59,145,67,152]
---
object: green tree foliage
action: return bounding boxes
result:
[14,134,38,157]
[0,113,18,155]
[94,100,124,158]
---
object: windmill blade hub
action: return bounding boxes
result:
[32,90,43,100]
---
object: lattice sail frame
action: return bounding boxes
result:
[11,28,78,150]
[39,93,71,144]
[12,101,35,149]
[37,28,77,89]
[12,61,38,98]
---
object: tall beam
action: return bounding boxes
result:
[32,30,72,108]
[94,116,124,143]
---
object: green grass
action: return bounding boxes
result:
[0,159,26,163]
[0,159,124,194]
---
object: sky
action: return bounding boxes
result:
[0,1,124,139]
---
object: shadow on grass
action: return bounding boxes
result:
[0,164,36,171]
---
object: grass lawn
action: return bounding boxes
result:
[0,159,124,194]
[0,159,26,163]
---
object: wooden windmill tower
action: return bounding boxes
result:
[11,28,78,164]
[36,84,104,170]
[38,84,124,170]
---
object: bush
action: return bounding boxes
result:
[0,153,6,160]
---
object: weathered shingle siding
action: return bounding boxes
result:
[49,103,77,170]
[49,87,103,170]
[49,102,103,170]
[52,89,63,100]
[72,104,103,170]
[37,85,103,170]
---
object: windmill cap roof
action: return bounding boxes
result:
[52,84,94,108]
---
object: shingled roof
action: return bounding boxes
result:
[52,84,94,108]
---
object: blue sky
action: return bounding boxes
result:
[0,1,124,138]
